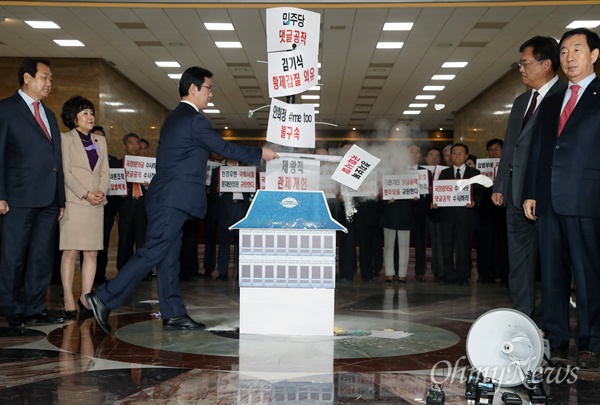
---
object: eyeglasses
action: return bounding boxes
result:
[451,152,466,156]
[201,85,213,93]
[517,59,541,68]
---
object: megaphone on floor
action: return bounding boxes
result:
[466,308,545,387]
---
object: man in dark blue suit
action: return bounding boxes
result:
[86,66,279,333]
[0,58,66,327]
[523,28,600,369]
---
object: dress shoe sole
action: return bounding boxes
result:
[163,323,206,331]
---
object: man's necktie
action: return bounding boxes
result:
[33,101,52,143]
[521,91,539,131]
[558,84,580,136]
[456,168,461,179]
[132,183,142,199]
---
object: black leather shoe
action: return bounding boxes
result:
[85,292,111,334]
[163,314,206,330]
[577,350,599,369]
[6,314,28,327]
[25,311,65,324]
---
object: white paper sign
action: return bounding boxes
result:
[218,166,257,193]
[432,179,472,207]
[381,174,420,200]
[206,160,225,186]
[266,98,315,148]
[331,144,381,191]
[412,169,430,195]
[268,49,319,98]
[476,158,500,181]
[108,168,127,196]
[123,155,156,183]
[264,156,320,190]
[259,172,266,190]
[266,7,320,53]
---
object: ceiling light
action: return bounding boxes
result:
[215,41,242,48]
[352,127,356,131]
[168,73,182,79]
[208,102,215,107]
[376,42,404,49]
[25,21,60,29]
[442,62,468,68]
[301,95,320,100]
[105,102,123,106]
[54,40,85,47]
[432,75,455,81]
[409,103,428,108]
[439,128,444,131]
[403,110,421,115]
[566,20,600,29]
[434,104,446,111]
[314,110,319,114]
[308,85,320,91]
[416,95,436,100]
[204,23,235,31]
[203,109,221,114]
[155,61,180,67]
[423,86,445,91]
[224,126,229,129]
[117,108,135,113]
[383,22,414,31]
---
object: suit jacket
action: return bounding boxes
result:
[523,76,600,218]
[146,102,262,218]
[0,92,65,207]
[494,78,567,207]
[437,165,483,223]
[61,129,110,206]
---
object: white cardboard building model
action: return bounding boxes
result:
[230,190,346,336]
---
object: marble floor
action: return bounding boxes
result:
[0,247,598,405]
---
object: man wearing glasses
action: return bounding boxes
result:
[492,36,565,321]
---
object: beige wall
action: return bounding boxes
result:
[0,57,168,158]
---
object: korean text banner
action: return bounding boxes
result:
[264,156,320,191]
[218,166,257,193]
[381,173,420,200]
[267,98,315,148]
[331,145,381,191]
[268,48,318,98]
[108,168,127,196]
[476,158,500,181]
[123,155,156,183]
[432,179,472,207]
[266,7,320,54]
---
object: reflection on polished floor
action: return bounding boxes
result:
[0,248,598,404]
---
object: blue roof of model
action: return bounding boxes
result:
[231,190,346,231]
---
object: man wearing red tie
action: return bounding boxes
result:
[523,28,600,369]
[0,58,66,327]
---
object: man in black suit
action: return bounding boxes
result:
[523,28,600,369]
[434,143,483,286]
[86,66,278,333]
[0,58,65,326]
[408,144,429,282]
[116,133,147,272]
[492,36,565,318]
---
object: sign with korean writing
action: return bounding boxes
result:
[266,98,315,148]
[264,156,320,190]
[432,179,472,207]
[218,166,257,193]
[423,165,446,181]
[266,7,320,98]
[411,169,430,195]
[331,144,381,191]
[381,173,420,200]
[259,172,266,190]
[206,160,225,186]
[476,158,500,181]
[107,168,127,196]
[123,155,156,183]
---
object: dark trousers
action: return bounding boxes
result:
[217,200,247,277]
[412,213,427,276]
[203,199,219,272]
[116,198,147,270]
[179,218,199,280]
[426,218,443,278]
[355,201,383,280]
[440,210,475,283]
[97,197,118,280]
[96,204,190,319]
[0,204,59,316]
[506,183,539,319]
[538,207,600,352]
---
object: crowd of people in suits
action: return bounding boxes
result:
[1,27,598,369]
